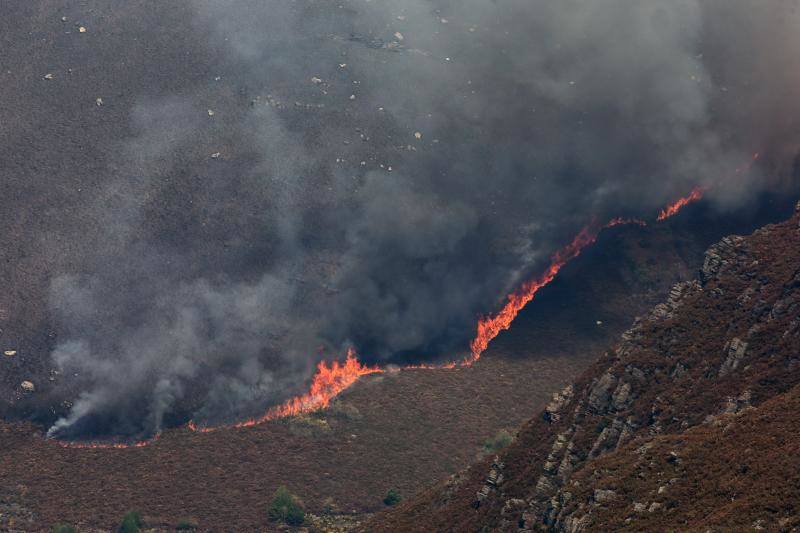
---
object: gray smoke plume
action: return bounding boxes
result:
[46,0,800,438]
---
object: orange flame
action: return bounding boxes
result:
[191,349,383,432]
[468,224,601,363]
[58,191,713,444]
[657,186,705,221]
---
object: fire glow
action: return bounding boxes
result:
[468,224,600,364]
[55,186,707,445]
[657,186,706,221]
[201,349,383,432]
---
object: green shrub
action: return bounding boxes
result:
[268,486,305,526]
[52,525,77,533]
[483,429,513,452]
[117,510,143,533]
[175,518,198,530]
[383,488,401,506]
[285,504,306,526]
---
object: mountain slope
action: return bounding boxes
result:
[370,202,800,532]
[0,218,733,532]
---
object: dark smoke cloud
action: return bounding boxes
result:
[47,0,800,437]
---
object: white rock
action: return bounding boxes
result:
[20,381,35,392]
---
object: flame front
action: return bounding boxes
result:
[657,186,705,221]
[468,224,601,363]
[57,186,710,445]
[193,349,384,432]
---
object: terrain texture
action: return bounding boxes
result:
[372,203,800,532]
[0,218,716,532]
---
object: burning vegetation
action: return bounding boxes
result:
[56,186,707,446]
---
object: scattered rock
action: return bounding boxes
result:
[210,152,221,159]
[43,73,54,80]
[95,97,103,106]
[20,381,35,392]
[719,337,748,376]
[593,489,617,503]
[78,26,86,33]
[4,350,16,357]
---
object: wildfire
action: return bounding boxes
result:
[468,224,601,363]
[190,349,383,432]
[656,186,706,221]
[56,184,713,445]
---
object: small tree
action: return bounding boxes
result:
[117,510,143,533]
[483,429,513,453]
[383,488,401,506]
[268,486,305,526]
[52,525,77,533]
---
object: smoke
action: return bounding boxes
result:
[46,0,800,438]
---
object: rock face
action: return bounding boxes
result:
[370,206,800,532]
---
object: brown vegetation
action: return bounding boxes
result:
[371,205,800,532]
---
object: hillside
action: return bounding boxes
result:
[370,202,800,532]
[2,203,787,531]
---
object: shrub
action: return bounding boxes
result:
[52,525,77,533]
[175,518,198,530]
[117,510,143,533]
[285,504,306,526]
[383,488,401,506]
[268,486,305,526]
[483,429,513,453]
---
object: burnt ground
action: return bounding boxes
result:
[1,1,797,531]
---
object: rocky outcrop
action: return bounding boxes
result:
[373,206,800,533]
[718,337,748,376]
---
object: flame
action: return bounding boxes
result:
[57,187,715,444]
[655,152,761,222]
[468,224,601,363]
[657,186,705,221]
[191,349,383,432]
